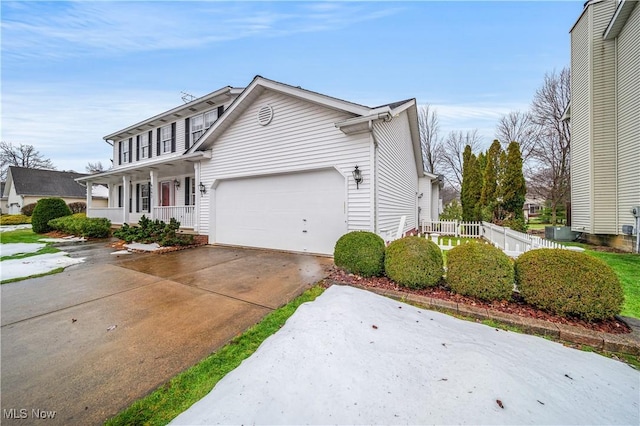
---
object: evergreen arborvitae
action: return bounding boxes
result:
[461,145,482,221]
[501,142,526,222]
[480,140,502,221]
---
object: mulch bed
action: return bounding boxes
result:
[326,266,631,335]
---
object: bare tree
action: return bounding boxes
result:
[438,129,482,188]
[0,142,55,180]
[86,161,105,174]
[529,67,571,224]
[495,111,539,165]
[418,104,442,174]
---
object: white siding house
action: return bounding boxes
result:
[78,76,440,255]
[568,0,640,252]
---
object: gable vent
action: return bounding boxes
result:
[257,105,274,126]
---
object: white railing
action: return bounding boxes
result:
[419,219,577,257]
[481,221,569,256]
[87,207,123,224]
[420,220,482,238]
[153,205,195,228]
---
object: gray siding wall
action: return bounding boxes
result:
[200,89,371,234]
[591,0,618,234]
[374,112,419,234]
[570,8,593,233]
[616,3,640,231]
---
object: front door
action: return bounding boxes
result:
[161,181,171,206]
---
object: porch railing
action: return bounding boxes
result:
[87,207,123,224]
[153,205,195,228]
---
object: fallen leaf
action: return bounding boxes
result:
[537,400,545,405]
[372,325,378,329]
[71,318,77,323]
[564,374,573,380]
[496,399,504,409]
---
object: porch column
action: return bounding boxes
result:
[150,170,158,220]
[194,162,200,232]
[122,175,130,224]
[86,181,93,213]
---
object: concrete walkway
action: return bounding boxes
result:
[1,245,331,425]
[171,285,640,425]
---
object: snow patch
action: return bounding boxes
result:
[39,236,87,243]
[1,243,47,257]
[124,242,162,252]
[0,224,33,232]
[1,252,85,281]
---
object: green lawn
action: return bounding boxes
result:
[587,250,640,319]
[106,285,325,426]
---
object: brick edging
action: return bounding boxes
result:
[329,281,640,356]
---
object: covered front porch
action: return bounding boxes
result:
[77,152,208,231]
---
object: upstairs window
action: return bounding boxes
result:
[191,115,204,144]
[190,109,218,145]
[161,125,172,153]
[140,133,149,159]
[121,141,129,163]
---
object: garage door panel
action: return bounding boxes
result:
[215,169,345,255]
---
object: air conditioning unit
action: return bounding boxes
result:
[622,225,635,235]
[545,226,579,241]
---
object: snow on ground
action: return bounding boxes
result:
[171,285,639,426]
[0,224,32,232]
[124,242,162,251]
[1,252,84,281]
[39,236,87,243]
[1,243,47,257]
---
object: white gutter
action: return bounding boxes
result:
[334,111,392,129]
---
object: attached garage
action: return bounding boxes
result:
[213,168,346,255]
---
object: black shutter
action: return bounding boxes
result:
[217,105,224,118]
[171,122,176,153]
[118,185,123,208]
[136,136,140,161]
[185,118,190,150]
[156,128,161,156]
[136,184,140,213]
[128,138,133,163]
[148,131,153,158]
[118,142,122,165]
[129,183,132,213]
[185,177,190,205]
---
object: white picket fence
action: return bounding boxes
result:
[417,219,579,257]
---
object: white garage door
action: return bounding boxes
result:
[214,168,346,255]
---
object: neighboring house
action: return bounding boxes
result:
[568,0,639,252]
[77,76,441,255]
[2,166,108,215]
[523,197,545,222]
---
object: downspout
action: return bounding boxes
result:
[369,120,379,234]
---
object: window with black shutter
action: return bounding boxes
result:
[185,118,190,150]
[128,138,133,163]
[171,122,176,153]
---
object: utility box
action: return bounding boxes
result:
[622,225,635,235]
[545,226,580,241]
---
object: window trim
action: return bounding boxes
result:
[140,133,149,159]
[121,141,129,163]
[161,125,172,154]
[190,109,218,145]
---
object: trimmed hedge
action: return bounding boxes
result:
[446,241,514,301]
[31,198,72,233]
[21,203,37,216]
[515,249,624,321]
[334,231,385,277]
[48,214,111,238]
[385,236,443,289]
[0,214,31,225]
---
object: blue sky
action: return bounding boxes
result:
[1,1,581,173]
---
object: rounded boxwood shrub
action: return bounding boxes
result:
[385,236,443,289]
[515,249,624,321]
[446,241,514,301]
[334,231,386,277]
[31,198,72,234]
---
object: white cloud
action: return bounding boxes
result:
[1,1,400,61]
[1,84,179,173]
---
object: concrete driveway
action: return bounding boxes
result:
[1,244,331,425]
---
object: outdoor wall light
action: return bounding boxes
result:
[352,165,363,189]
[174,179,180,188]
[199,182,207,195]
